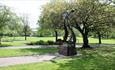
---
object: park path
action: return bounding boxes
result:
[0,54,57,67]
[0,45,58,49]
[0,45,82,49]
[0,44,115,49]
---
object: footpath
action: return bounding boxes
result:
[0,54,56,67]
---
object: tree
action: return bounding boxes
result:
[0,6,14,44]
[38,1,67,42]
[67,0,114,48]
[37,27,53,37]
[6,13,24,37]
[39,0,114,48]
[21,15,32,40]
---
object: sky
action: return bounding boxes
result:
[0,0,49,29]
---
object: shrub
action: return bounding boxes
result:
[27,40,58,45]
[35,40,47,45]
[47,40,55,45]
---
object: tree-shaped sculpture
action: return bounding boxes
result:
[59,9,77,56]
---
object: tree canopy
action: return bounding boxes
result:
[0,5,25,44]
[38,0,115,48]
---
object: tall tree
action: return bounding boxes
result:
[38,1,67,42]
[67,0,113,48]
[0,6,14,44]
[39,0,114,48]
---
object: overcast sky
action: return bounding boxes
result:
[0,0,49,29]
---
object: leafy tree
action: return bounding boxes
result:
[37,28,53,37]
[0,5,25,44]
[39,0,114,48]
[6,13,24,37]
[0,6,14,44]
[67,0,114,48]
[38,1,67,41]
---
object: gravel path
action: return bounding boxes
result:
[0,54,56,67]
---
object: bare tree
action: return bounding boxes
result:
[21,14,31,40]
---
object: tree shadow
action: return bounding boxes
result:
[0,44,12,47]
[20,48,58,55]
[50,47,115,70]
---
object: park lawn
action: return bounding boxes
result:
[2,37,57,42]
[1,37,57,46]
[77,37,115,44]
[0,46,115,70]
[0,37,115,46]
[1,41,28,46]
[0,48,57,57]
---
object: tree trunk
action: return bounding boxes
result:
[106,32,109,39]
[71,29,76,45]
[55,30,58,42]
[25,32,27,40]
[82,33,90,48]
[0,37,2,45]
[98,32,102,44]
[63,22,69,42]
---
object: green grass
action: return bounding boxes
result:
[0,37,115,46]
[0,48,57,57]
[2,37,57,42]
[0,46,115,70]
[1,37,58,46]
[77,37,115,44]
[2,41,28,46]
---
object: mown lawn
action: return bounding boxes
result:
[0,48,57,57]
[1,37,57,46]
[0,46,115,70]
[0,37,115,46]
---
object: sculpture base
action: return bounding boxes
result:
[59,44,77,56]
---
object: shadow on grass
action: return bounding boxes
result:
[0,44,12,47]
[50,46,115,70]
[20,48,58,55]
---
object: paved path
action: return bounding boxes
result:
[0,54,56,67]
[0,45,82,49]
[0,45,58,49]
[0,44,115,49]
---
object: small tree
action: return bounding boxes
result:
[21,15,32,40]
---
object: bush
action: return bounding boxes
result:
[47,40,55,45]
[27,40,48,45]
[27,40,58,45]
[35,40,47,45]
